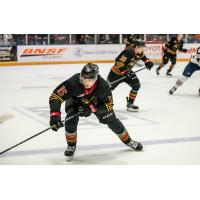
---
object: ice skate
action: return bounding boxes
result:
[126,97,139,112]
[156,67,160,75]
[198,88,200,96]
[127,102,139,112]
[169,87,177,95]
[166,70,172,76]
[64,146,76,161]
[127,140,143,151]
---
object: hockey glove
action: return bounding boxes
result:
[78,105,91,117]
[78,102,97,117]
[145,60,154,70]
[182,48,187,53]
[50,111,64,131]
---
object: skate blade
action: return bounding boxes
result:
[166,74,173,77]
[127,108,139,112]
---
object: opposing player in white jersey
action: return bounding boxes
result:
[169,47,200,95]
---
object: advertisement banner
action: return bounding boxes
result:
[176,43,200,59]
[17,43,200,63]
[17,45,68,62]
[144,43,163,61]
[17,45,123,62]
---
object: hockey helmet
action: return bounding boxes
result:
[132,39,146,47]
[127,34,140,43]
[197,47,200,54]
[81,63,99,79]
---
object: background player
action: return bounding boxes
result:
[106,39,154,112]
[169,47,200,95]
[49,63,143,159]
[125,34,140,48]
[156,34,187,76]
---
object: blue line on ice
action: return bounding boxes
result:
[1,135,200,157]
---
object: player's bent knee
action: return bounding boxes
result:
[65,123,77,133]
[107,118,125,134]
[131,82,141,91]
[98,111,116,124]
[172,61,176,65]
[65,116,79,133]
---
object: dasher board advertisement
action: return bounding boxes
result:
[17,45,123,62]
[17,43,200,63]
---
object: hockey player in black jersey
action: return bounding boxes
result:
[125,34,140,48]
[49,63,143,159]
[106,39,154,112]
[156,34,187,76]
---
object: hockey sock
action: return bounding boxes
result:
[158,63,164,69]
[116,130,131,145]
[173,76,188,89]
[65,131,77,147]
[128,90,138,104]
[168,64,175,72]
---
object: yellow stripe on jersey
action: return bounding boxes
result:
[49,93,64,103]
[111,65,124,76]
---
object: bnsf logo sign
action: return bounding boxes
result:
[21,48,67,57]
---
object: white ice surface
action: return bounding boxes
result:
[0,62,200,164]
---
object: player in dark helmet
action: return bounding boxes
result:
[156,34,187,76]
[81,63,99,79]
[107,40,154,112]
[132,39,145,47]
[125,34,141,48]
[49,63,143,160]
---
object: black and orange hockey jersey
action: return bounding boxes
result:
[49,74,114,114]
[111,47,151,76]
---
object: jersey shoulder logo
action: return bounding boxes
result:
[57,86,67,97]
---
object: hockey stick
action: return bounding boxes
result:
[0,112,80,155]
[108,66,147,87]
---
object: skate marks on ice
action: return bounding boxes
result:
[13,107,49,127]
[115,109,159,125]
[2,135,200,159]
[169,93,200,99]
[155,74,179,79]
[21,85,55,89]
[0,113,14,124]
[63,149,133,165]
[0,144,140,166]
[13,106,159,128]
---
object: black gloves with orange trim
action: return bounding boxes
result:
[50,111,64,131]
[145,60,154,70]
